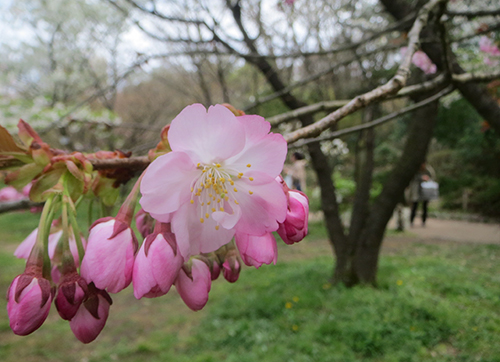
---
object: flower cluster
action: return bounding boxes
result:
[5,104,309,343]
[479,36,500,66]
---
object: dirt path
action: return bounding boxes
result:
[398,218,500,244]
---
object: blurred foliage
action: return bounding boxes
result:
[429,96,500,217]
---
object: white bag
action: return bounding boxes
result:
[420,180,439,200]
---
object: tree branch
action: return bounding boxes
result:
[291,85,454,147]
[447,8,500,18]
[0,200,43,214]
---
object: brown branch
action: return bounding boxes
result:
[89,156,150,172]
[447,8,500,18]
[290,85,454,147]
[452,70,500,83]
[269,74,447,127]
[282,0,445,144]
[0,199,44,214]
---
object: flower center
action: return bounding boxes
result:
[190,162,249,228]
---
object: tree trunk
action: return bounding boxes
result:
[351,93,440,284]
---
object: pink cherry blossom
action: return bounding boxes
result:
[80,218,137,293]
[135,208,155,238]
[175,258,211,311]
[70,284,112,344]
[235,232,277,268]
[222,252,241,283]
[7,274,53,335]
[209,258,221,281]
[140,104,288,260]
[133,224,184,299]
[484,57,500,66]
[277,179,309,244]
[0,186,24,202]
[401,47,437,75]
[479,36,500,56]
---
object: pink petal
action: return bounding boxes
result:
[226,132,287,178]
[70,294,110,344]
[80,220,135,293]
[167,104,246,164]
[234,177,287,235]
[235,232,278,268]
[140,152,198,216]
[14,228,38,259]
[132,242,158,299]
[133,234,183,299]
[237,115,271,142]
[171,202,235,259]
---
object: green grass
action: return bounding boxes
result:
[1,212,500,361]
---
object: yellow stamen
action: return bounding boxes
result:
[249,177,254,181]
[234,200,239,204]
[205,213,209,218]
[246,164,251,168]
[212,208,216,212]
[215,225,220,230]
[249,190,253,195]
[190,200,194,204]
[200,218,204,223]
[234,188,238,192]
[220,207,225,212]
[216,163,221,168]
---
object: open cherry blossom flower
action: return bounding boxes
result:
[140,104,288,260]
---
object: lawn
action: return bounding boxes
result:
[1,212,500,362]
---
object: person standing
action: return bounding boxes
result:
[408,162,437,227]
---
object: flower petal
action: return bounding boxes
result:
[140,152,198,216]
[168,104,246,164]
[226,132,287,178]
[171,202,235,259]
[234,177,287,235]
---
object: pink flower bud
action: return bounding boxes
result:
[55,272,88,320]
[400,47,438,75]
[235,232,278,268]
[222,252,241,283]
[0,186,24,202]
[135,208,155,238]
[175,259,211,311]
[7,274,54,335]
[133,224,183,299]
[70,283,112,344]
[80,218,138,293]
[15,227,85,267]
[210,258,221,281]
[277,190,309,244]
